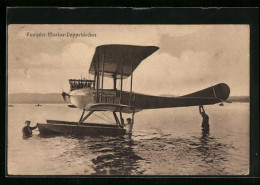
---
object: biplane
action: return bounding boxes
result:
[38,44,230,137]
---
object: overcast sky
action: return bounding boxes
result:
[8,24,249,96]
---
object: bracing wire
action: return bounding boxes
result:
[101,111,115,123]
[93,112,114,124]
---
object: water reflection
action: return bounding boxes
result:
[197,121,229,171]
[52,123,230,175]
[69,136,145,175]
[199,110,210,155]
[90,138,145,175]
[198,126,211,160]
[36,116,228,175]
[201,121,210,144]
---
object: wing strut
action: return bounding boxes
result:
[113,111,122,127]
[78,110,94,125]
[93,73,96,90]
[120,111,124,123]
[113,75,116,90]
[96,58,100,102]
[101,51,105,102]
[120,67,123,104]
[79,109,86,123]
[129,60,133,105]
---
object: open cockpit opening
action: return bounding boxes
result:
[69,79,95,91]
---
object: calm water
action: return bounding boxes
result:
[7,103,249,175]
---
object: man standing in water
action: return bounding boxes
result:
[199,105,209,131]
[124,118,134,138]
[22,120,38,138]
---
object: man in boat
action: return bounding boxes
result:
[22,120,38,138]
[199,106,209,131]
[124,118,134,136]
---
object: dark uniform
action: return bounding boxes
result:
[199,106,209,131]
[22,125,37,138]
[201,113,209,130]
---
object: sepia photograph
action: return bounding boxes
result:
[7,24,250,175]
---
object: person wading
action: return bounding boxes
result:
[199,106,209,131]
[22,120,38,138]
[124,118,134,138]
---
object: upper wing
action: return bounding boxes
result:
[89,44,159,79]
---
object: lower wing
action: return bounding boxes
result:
[85,103,143,113]
[133,83,230,109]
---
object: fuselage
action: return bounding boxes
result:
[69,82,230,111]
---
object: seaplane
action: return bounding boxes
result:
[37,44,230,137]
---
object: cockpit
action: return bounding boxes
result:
[69,79,95,91]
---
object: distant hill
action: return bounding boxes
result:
[8,93,70,104]
[227,96,250,103]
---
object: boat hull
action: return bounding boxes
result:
[38,121,126,137]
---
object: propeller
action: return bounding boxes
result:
[61,89,70,102]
